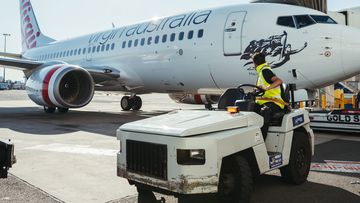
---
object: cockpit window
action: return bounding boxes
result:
[294,15,315,28]
[310,15,337,24]
[277,16,296,28]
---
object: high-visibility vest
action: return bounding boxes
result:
[256,63,285,109]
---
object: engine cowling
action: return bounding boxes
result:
[169,93,220,105]
[26,64,94,108]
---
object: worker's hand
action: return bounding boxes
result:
[258,85,267,91]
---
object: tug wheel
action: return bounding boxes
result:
[280,130,311,185]
[217,155,253,203]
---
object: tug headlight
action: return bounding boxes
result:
[177,149,205,165]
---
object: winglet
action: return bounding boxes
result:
[19,0,55,51]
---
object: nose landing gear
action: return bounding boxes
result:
[121,95,142,111]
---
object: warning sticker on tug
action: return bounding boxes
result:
[269,154,283,169]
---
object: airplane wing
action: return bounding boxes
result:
[0,55,121,84]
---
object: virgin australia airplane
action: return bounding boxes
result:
[1,0,360,113]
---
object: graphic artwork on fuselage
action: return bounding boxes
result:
[240,31,308,70]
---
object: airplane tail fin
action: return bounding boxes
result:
[19,0,55,52]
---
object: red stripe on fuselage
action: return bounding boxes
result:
[42,66,62,106]
[194,94,203,104]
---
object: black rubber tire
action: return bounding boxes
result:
[121,96,133,111]
[132,96,142,111]
[280,130,311,185]
[217,155,253,203]
[57,107,69,113]
[137,186,157,203]
[44,106,56,113]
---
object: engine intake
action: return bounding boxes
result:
[26,64,94,108]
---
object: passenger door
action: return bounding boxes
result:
[223,12,247,56]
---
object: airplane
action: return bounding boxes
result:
[1,0,360,113]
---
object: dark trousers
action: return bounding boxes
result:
[254,102,283,140]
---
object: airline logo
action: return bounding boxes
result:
[241,31,308,69]
[88,10,212,45]
[20,0,40,49]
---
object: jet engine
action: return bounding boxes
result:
[169,93,220,105]
[26,64,94,108]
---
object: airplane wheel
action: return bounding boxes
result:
[44,106,56,113]
[121,96,133,111]
[132,96,142,111]
[58,107,69,113]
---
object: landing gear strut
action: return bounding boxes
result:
[121,95,142,111]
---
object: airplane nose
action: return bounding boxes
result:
[341,27,360,78]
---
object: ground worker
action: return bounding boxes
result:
[252,52,287,139]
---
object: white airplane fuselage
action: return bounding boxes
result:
[21,3,360,99]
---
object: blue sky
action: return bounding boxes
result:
[0,0,359,81]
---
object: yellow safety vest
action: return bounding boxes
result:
[256,63,285,109]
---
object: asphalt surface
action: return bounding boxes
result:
[0,90,359,203]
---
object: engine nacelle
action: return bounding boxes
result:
[26,64,94,108]
[169,93,220,105]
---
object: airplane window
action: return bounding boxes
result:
[66,50,70,56]
[155,36,159,44]
[78,49,82,55]
[83,48,86,54]
[310,15,337,24]
[198,29,204,38]
[101,44,105,51]
[179,32,184,41]
[294,15,315,28]
[134,39,139,47]
[97,45,101,52]
[170,33,176,42]
[148,37,152,45]
[140,38,145,46]
[188,31,194,39]
[122,41,126,48]
[106,44,110,51]
[70,50,73,56]
[111,43,115,50]
[92,46,96,53]
[74,50,77,56]
[88,47,91,53]
[128,40,133,48]
[162,34,167,43]
[277,16,296,28]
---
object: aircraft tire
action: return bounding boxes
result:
[58,107,69,113]
[121,96,133,111]
[132,96,142,111]
[44,106,56,113]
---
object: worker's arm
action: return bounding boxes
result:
[265,76,283,91]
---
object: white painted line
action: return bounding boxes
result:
[325,160,360,165]
[311,161,360,174]
[25,143,117,156]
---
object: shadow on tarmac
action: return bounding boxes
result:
[0,107,168,136]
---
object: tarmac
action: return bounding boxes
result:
[0,90,359,203]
